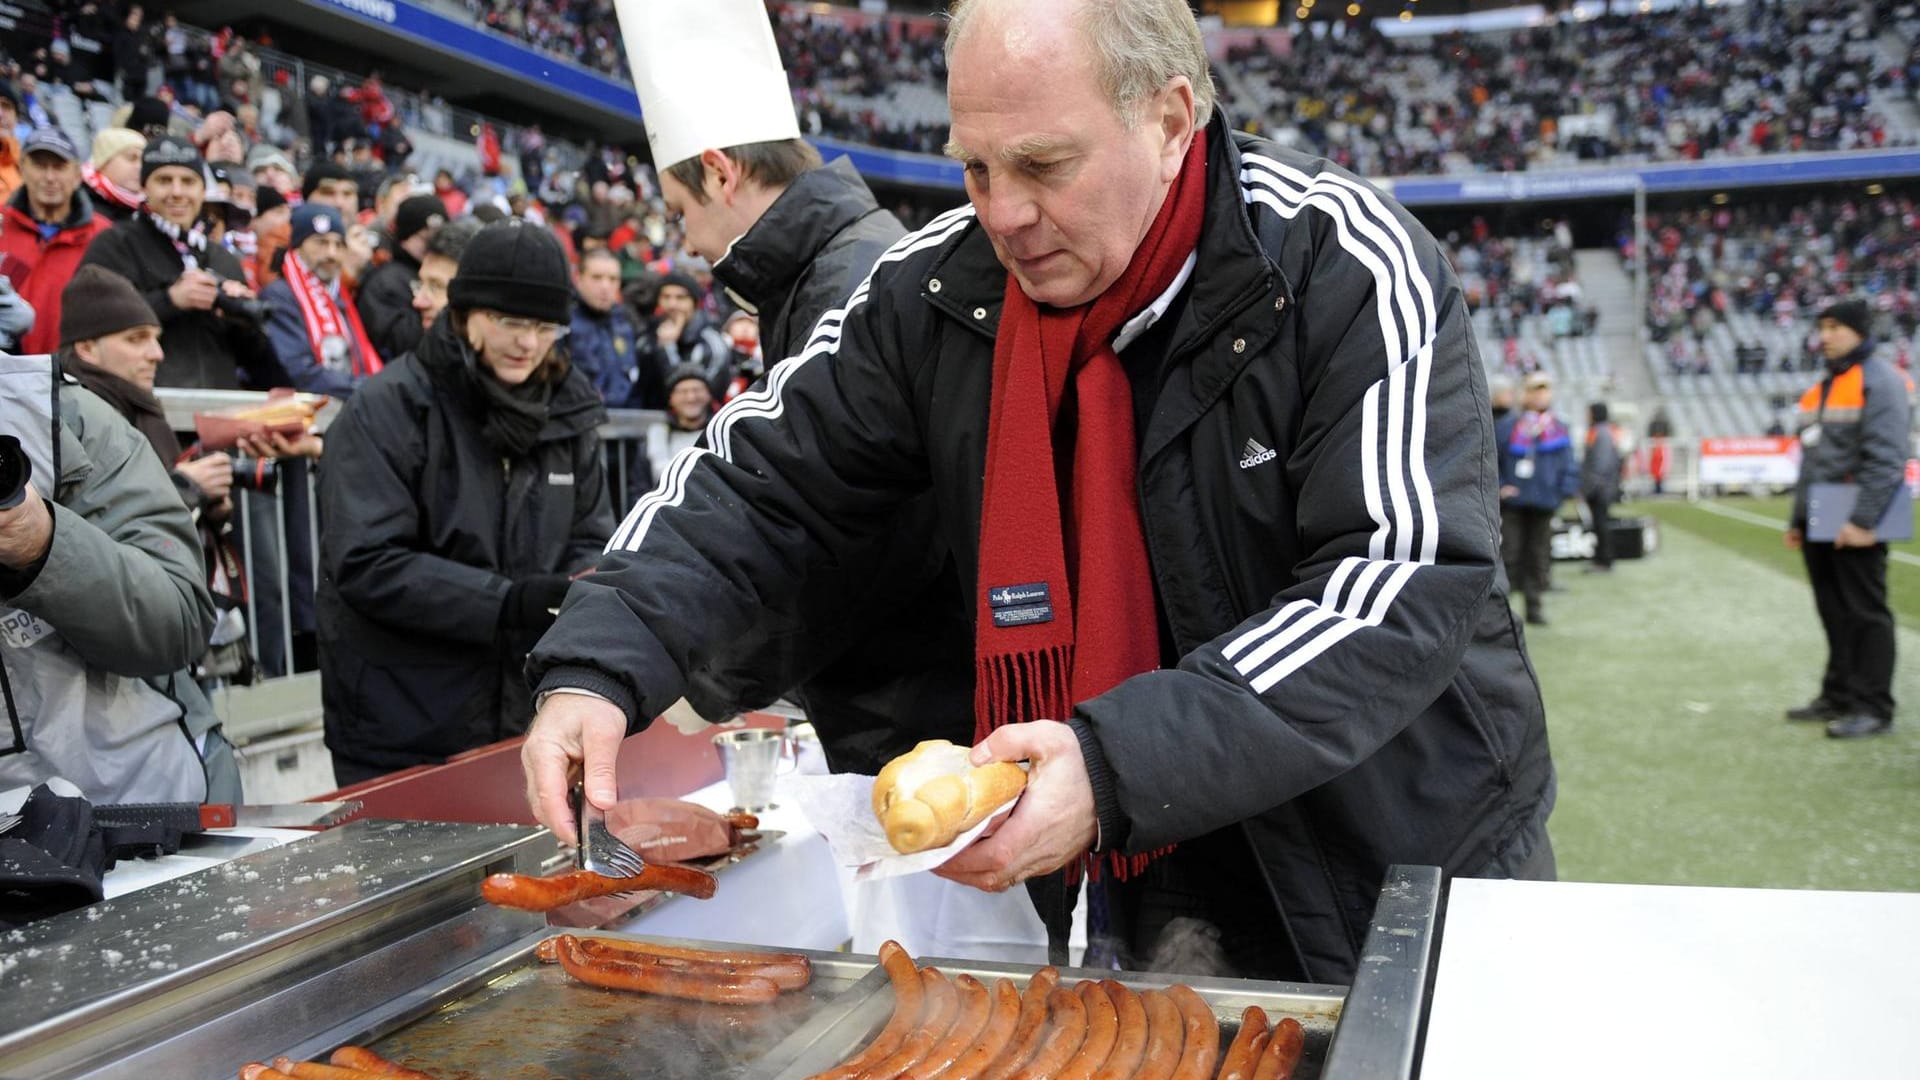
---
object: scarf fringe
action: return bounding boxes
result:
[973,644,1073,744]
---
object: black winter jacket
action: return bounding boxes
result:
[79,214,286,391]
[357,248,424,364]
[692,157,974,774]
[531,120,1554,980]
[320,316,615,772]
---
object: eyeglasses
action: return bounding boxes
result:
[409,277,448,299]
[478,310,569,341]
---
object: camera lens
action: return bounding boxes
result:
[230,454,278,495]
[0,434,31,511]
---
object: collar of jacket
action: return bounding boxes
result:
[60,351,164,421]
[415,315,608,441]
[712,158,886,315]
[920,111,1289,458]
[5,183,94,233]
[1826,339,1873,378]
[385,244,421,274]
[573,291,631,328]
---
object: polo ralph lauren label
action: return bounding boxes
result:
[988,582,1054,627]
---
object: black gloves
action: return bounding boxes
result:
[501,573,571,632]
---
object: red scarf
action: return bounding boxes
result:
[82,164,143,214]
[974,128,1207,880]
[283,251,382,378]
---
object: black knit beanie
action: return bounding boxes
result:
[448,220,572,324]
[301,160,356,200]
[1819,298,1873,340]
[60,266,160,348]
[394,194,449,243]
[140,135,204,186]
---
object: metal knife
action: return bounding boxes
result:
[93,801,363,832]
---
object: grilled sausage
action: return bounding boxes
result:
[273,1059,392,1079]
[1214,1006,1269,1080]
[238,1066,297,1080]
[572,936,810,991]
[939,977,1023,1080]
[911,973,994,1078]
[1052,981,1117,1080]
[1165,986,1219,1080]
[479,865,718,910]
[1248,1018,1304,1080]
[1131,990,1185,1080]
[552,933,779,1004]
[1008,987,1088,1080]
[807,940,923,1080]
[863,968,961,1080]
[979,966,1061,1080]
[1089,981,1147,1080]
[725,811,760,831]
[326,1046,436,1078]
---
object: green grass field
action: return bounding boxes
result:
[1533,496,1920,892]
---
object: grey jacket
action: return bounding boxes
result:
[1792,348,1914,531]
[1580,423,1623,502]
[0,368,224,803]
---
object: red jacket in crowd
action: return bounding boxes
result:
[0,190,114,355]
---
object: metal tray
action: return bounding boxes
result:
[297,934,867,1079]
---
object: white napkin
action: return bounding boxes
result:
[784,771,1013,882]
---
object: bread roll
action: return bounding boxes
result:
[872,739,1027,854]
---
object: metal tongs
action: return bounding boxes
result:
[570,781,647,882]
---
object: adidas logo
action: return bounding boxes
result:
[1239,437,1277,470]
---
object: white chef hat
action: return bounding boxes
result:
[615,0,804,173]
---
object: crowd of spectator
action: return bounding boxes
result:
[437,0,1917,177]
[1448,218,1595,373]
[1218,1,1906,177]
[1641,193,1920,375]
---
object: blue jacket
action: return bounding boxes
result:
[1499,408,1580,510]
[262,277,373,400]
[569,297,660,408]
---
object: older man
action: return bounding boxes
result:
[0,128,113,355]
[526,0,1553,983]
[262,203,381,398]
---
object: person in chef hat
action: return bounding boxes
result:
[606,0,1038,963]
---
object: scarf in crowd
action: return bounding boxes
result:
[144,210,210,267]
[82,165,142,215]
[283,250,382,380]
[973,128,1208,881]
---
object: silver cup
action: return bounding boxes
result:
[712,728,789,812]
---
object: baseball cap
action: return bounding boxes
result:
[22,127,80,163]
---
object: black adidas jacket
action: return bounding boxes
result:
[530,118,1555,982]
[693,157,975,774]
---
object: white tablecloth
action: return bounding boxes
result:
[1422,878,1920,1079]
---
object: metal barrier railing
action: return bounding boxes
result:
[155,389,669,742]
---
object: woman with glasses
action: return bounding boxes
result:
[316,221,616,786]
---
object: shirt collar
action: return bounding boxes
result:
[1113,249,1198,353]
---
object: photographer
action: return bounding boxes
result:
[78,136,286,393]
[0,351,238,804]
